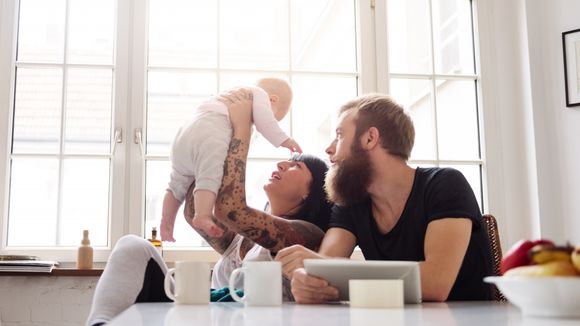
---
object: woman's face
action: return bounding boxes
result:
[263,160,313,204]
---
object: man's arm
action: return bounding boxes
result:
[276,228,357,304]
[275,228,357,277]
[420,218,472,301]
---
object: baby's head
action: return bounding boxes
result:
[256,78,293,121]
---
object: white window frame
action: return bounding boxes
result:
[0,0,129,262]
[0,0,496,262]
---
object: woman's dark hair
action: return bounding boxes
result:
[287,154,333,231]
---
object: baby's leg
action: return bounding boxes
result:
[160,190,181,242]
[192,189,223,237]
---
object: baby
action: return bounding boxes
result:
[160,78,301,240]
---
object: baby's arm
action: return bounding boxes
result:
[251,87,290,147]
[160,190,181,242]
[280,137,302,153]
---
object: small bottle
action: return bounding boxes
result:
[77,230,93,269]
[148,226,163,256]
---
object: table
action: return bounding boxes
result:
[109,301,580,325]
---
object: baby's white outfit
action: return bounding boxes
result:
[167,86,289,202]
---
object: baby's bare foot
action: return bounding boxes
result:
[192,216,224,237]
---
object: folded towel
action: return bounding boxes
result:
[211,287,244,302]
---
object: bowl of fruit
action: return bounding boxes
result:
[485,240,580,318]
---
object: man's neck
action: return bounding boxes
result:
[367,154,415,233]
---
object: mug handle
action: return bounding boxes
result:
[228,267,246,303]
[164,268,177,302]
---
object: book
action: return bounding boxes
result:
[0,260,59,273]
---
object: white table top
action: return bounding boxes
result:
[109,301,580,326]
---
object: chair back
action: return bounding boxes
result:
[482,214,507,301]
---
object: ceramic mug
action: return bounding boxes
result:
[164,261,210,304]
[228,261,282,306]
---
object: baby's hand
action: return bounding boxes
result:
[281,138,302,153]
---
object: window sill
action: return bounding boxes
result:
[0,268,103,277]
[0,262,105,276]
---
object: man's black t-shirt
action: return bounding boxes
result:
[329,167,493,301]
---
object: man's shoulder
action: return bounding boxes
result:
[418,166,464,183]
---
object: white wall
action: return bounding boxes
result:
[480,0,580,247]
[0,277,97,326]
[525,0,580,243]
[477,0,541,249]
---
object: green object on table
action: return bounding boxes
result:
[211,287,243,302]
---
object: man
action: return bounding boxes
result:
[275,94,492,303]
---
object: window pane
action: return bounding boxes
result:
[441,164,482,211]
[60,159,110,246]
[436,80,479,160]
[291,0,356,72]
[65,68,113,154]
[149,0,217,68]
[146,71,217,156]
[67,0,115,64]
[145,160,207,247]
[220,0,289,70]
[390,78,436,160]
[17,0,66,63]
[220,71,291,159]
[432,0,475,75]
[387,0,431,74]
[8,158,59,246]
[292,74,358,157]
[13,67,63,154]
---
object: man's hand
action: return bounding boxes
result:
[290,268,339,304]
[275,244,322,278]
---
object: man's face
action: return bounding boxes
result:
[325,110,372,206]
[325,110,357,165]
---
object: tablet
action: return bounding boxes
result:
[303,259,422,304]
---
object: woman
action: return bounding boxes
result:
[86,90,332,326]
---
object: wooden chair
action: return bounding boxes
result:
[482,214,507,302]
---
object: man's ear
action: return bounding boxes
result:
[361,127,380,150]
[269,94,279,103]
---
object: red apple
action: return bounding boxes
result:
[500,239,554,275]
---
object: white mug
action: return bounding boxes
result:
[228,261,282,306]
[164,261,210,304]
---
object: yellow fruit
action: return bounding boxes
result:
[504,260,578,277]
[572,246,580,273]
[528,244,573,264]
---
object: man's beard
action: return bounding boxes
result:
[325,141,372,206]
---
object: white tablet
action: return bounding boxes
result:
[303,259,422,304]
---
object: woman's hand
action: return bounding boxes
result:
[217,88,253,134]
[275,244,323,279]
[290,268,339,304]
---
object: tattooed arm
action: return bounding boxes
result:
[214,92,324,254]
[184,182,236,255]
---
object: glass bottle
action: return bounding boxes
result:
[77,230,93,269]
[148,226,163,256]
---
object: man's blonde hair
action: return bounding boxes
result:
[340,94,415,160]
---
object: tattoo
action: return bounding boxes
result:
[227,211,237,222]
[229,138,242,155]
[215,131,325,253]
[255,229,279,249]
[234,158,245,183]
[223,159,229,177]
